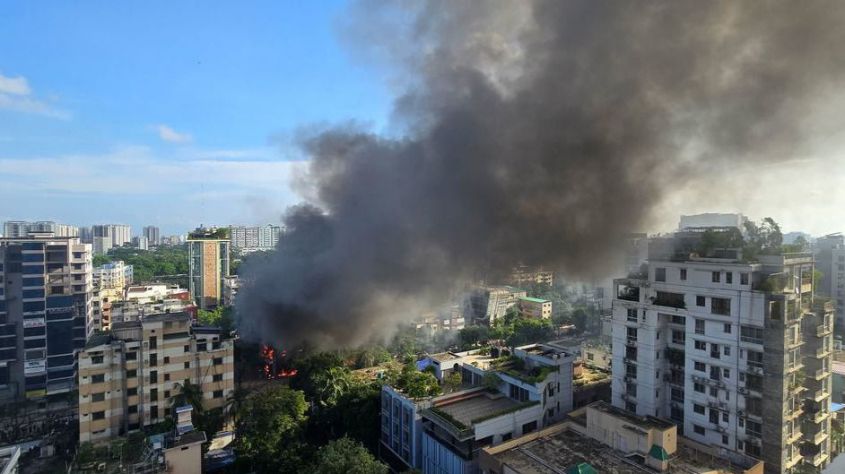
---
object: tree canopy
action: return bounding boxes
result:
[309,437,388,474]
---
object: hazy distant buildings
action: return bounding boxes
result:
[509,264,554,287]
[0,235,93,402]
[142,225,160,246]
[132,236,149,251]
[678,213,747,230]
[228,224,280,251]
[187,228,231,309]
[612,231,833,472]
[3,221,79,238]
[815,233,845,336]
[90,224,132,255]
[468,286,527,326]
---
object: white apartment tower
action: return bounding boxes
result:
[142,226,160,246]
[611,235,833,474]
[814,233,845,337]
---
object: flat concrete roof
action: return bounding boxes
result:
[435,392,521,427]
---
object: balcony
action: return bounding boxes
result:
[813,368,829,380]
[812,430,829,445]
[813,411,829,424]
[816,346,831,358]
[813,388,830,402]
[817,325,832,337]
[805,451,829,467]
[786,430,802,444]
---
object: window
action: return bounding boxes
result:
[92,374,105,383]
[693,404,705,414]
[694,383,705,393]
[740,272,749,285]
[724,346,731,356]
[710,387,718,397]
[711,297,731,316]
[164,390,170,398]
[92,392,105,402]
[184,361,190,369]
[184,345,190,353]
[654,291,685,309]
[213,373,223,382]
[712,272,721,283]
[656,268,666,282]
[149,336,157,350]
[128,405,138,414]
[91,355,104,364]
[125,351,137,361]
[164,356,170,364]
[150,371,158,384]
[694,361,706,372]
[627,308,637,322]
[695,340,706,350]
[127,369,137,378]
[128,387,137,396]
[696,295,706,307]
[722,412,729,423]
[149,353,157,367]
[741,326,764,345]
[92,411,105,420]
[722,434,729,445]
[213,390,224,398]
[150,406,158,419]
[213,357,223,366]
[197,342,207,352]
[724,323,731,334]
[164,374,170,381]
[680,268,687,281]
[695,319,705,334]
[723,368,730,379]
[694,425,705,435]
[671,315,686,325]
[726,272,733,284]
[150,388,158,401]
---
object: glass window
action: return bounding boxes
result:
[680,268,687,281]
[712,272,721,283]
[655,268,666,282]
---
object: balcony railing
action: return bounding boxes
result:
[813,430,829,445]
[817,326,832,337]
[816,346,831,358]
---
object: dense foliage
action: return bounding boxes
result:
[94,245,189,284]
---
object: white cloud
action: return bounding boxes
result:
[0,72,70,119]
[0,73,30,95]
[156,125,193,143]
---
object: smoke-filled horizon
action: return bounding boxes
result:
[237,0,845,348]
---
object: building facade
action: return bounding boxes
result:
[0,235,93,401]
[611,238,833,473]
[468,286,527,326]
[518,296,552,319]
[814,233,845,337]
[91,224,132,255]
[187,228,230,309]
[3,221,78,239]
[78,312,234,443]
[142,226,161,246]
[228,224,280,251]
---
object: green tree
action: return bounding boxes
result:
[506,318,554,347]
[743,217,783,259]
[458,326,490,350]
[312,367,353,407]
[394,363,440,398]
[310,437,387,474]
[289,351,346,399]
[236,386,309,472]
[444,371,462,393]
[172,380,204,415]
[354,345,392,369]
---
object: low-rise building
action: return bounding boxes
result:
[518,297,552,319]
[480,401,764,474]
[468,286,527,326]
[78,312,234,443]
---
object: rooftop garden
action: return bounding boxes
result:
[491,356,555,384]
[188,227,230,240]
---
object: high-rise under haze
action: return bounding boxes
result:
[187,227,231,309]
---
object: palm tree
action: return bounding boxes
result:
[172,380,204,415]
[312,367,351,407]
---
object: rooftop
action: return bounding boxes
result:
[587,401,674,430]
[433,391,526,427]
[519,296,550,304]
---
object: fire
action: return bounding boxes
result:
[260,344,298,379]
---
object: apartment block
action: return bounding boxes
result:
[611,236,833,473]
[467,286,527,326]
[0,235,92,401]
[509,265,554,288]
[187,228,230,309]
[90,224,132,255]
[142,226,161,246]
[3,221,79,239]
[517,296,552,319]
[228,224,280,251]
[814,233,845,337]
[78,312,234,443]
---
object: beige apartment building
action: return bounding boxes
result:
[518,296,553,319]
[78,312,234,443]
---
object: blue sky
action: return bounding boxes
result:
[0,1,391,234]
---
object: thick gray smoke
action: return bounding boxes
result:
[237,0,845,347]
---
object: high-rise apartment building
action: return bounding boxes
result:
[0,235,93,401]
[90,224,132,255]
[611,233,833,473]
[814,233,845,336]
[3,221,78,238]
[228,224,280,251]
[509,264,554,287]
[132,236,149,251]
[187,228,230,309]
[678,213,748,230]
[78,312,234,443]
[142,226,161,246]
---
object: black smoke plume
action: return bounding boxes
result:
[237,1,845,347]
